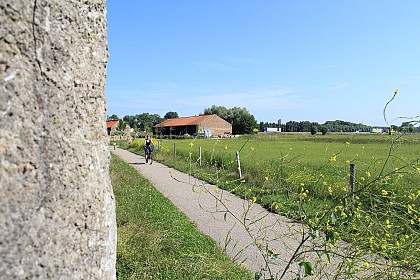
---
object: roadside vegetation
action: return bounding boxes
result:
[122,131,419,278]
[110,154,252,279]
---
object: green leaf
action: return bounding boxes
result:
[265,244,278,258]
[299,261,314,276]
[330,211,336,225]
[309,228,319,238]
[326,230,335,245]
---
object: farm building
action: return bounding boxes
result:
[106,119,131,137]
[154,114,232,137]
[106,120,119,136]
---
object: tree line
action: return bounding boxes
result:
[108,106,419,135]
[259,120,420,134]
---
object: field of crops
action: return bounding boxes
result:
[157,133,419,197]
[129,132,419,273]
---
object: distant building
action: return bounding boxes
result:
[264,127,281,133]
[154,114,232,137]
[106,119,131,139]
[370,128,383,133]
[106,120,119,136]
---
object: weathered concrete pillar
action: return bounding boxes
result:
[0,0,116,279]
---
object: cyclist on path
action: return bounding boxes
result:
[144,134,154,163]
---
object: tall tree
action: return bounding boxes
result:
[107,114,119,120]
[117,120,127,131]
[164,111,179,119]
[123,113,162,133]
[203,105,257,134]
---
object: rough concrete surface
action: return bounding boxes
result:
[1,1,116,279]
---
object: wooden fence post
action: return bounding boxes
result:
[236,151,242,179]
[199,146,202,166]
[174,142,176,159]
[350,163,355,201]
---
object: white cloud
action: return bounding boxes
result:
[328,83,349,91]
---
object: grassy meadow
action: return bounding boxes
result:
[111,154,252,279]
[124,132,420,274]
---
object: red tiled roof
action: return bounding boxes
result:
[106,120,119,128]
[155,115,215,127]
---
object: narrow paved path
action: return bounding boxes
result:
[111,147,398,279]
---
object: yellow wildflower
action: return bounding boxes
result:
[382,189,388,196]
[328,186,333,195]
[330,155,337,162]
[408,204,413,214]
[189,142,194,147]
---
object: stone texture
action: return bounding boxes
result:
[0,0,116,278]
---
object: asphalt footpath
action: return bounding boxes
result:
[111,147,394,279]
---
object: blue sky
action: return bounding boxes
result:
[106,0,420,126]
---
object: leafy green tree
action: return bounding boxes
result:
[320,126,328,135]
[107,114,119,120]
[400,122,415,133]
[117,120,127,131]
[230,107,257,134]
[123,113,162,133]
[203,105,231,120]
[164,111,179,119]
[310,125,318,135]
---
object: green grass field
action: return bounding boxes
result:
[111,154,252,279]
[124,132,419,273]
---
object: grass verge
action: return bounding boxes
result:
[121,134,420,273]
[110,153,252,279]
